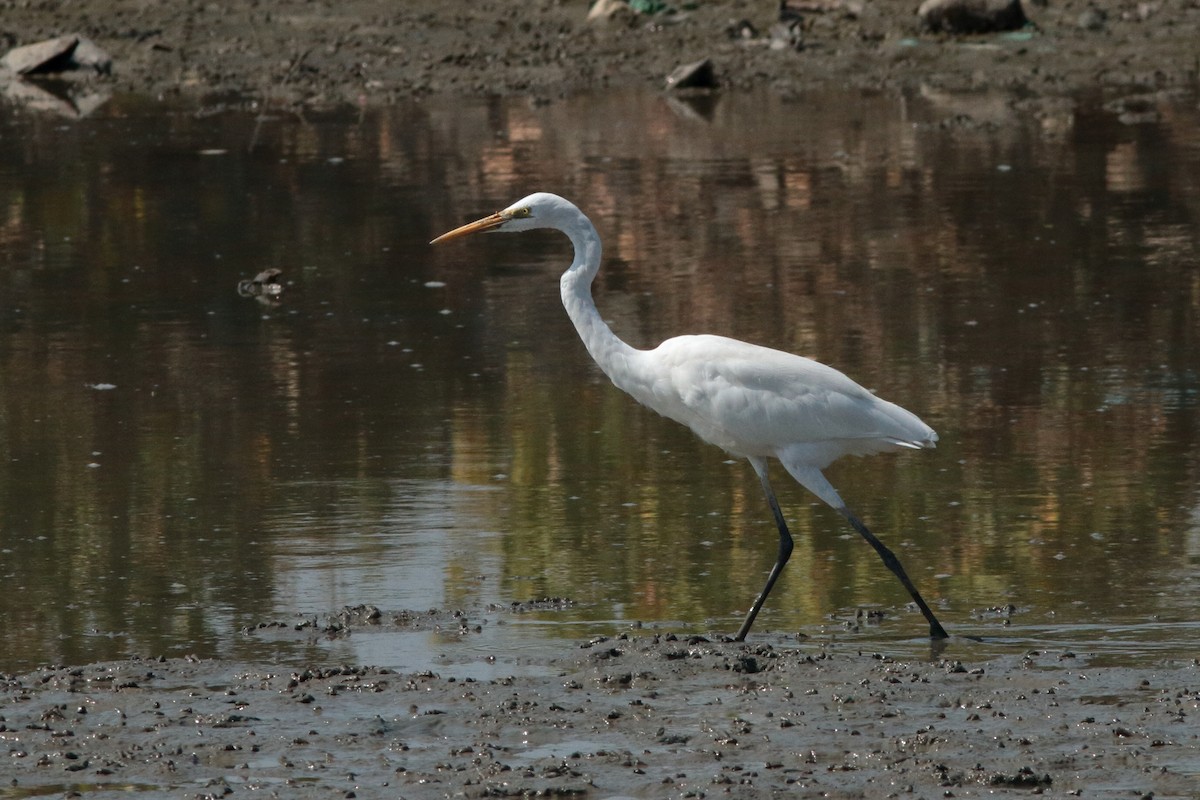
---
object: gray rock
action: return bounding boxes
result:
[586,0,635,24]
[665,58,716,91]
[769,20,804,51]
[2,35,79,74]
[72,37,114,74]
[1,34,112,76]
[918,0,1028,34]
[1076,6,1107,31]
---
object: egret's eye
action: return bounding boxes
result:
[506,207,532,219]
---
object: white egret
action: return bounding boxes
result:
[432,192,948,641]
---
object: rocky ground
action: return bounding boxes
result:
[3,608,1199,799]
[1,0,1198,106]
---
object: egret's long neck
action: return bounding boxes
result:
[558,215,641,386]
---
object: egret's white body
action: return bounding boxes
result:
[612,335,934,488]
[433,192,947,641]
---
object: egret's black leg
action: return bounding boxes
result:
[839,507,949,640]
[735,460,794,642]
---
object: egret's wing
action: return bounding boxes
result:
[632,335,935,462]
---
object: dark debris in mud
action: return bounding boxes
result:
[503,596,578,613]
[242,600,586,646]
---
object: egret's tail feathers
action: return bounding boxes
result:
[890,435,937,451]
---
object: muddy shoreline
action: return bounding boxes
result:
[3,608,1199,798]
[2,0,1198,108]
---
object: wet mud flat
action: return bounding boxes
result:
[3,609,1198,799]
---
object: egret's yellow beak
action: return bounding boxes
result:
[430,212,507,245]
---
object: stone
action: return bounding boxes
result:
[664,58,716,91]
[0,34,112,76]
[1076,6,1107,31]
[917,0,1028,34]
[586,0,634,24]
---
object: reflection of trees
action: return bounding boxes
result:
[0,101,477,669]
[430,90,1200,634]
[0,89,1197,668]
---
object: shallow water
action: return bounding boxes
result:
[1,89,1198,673]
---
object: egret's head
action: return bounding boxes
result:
[430,192,578,244]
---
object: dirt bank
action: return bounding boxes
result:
[3,609,1199,799]
[2,0,1198,107]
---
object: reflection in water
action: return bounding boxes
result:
[0,90,1197,673]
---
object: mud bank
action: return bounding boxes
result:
[3,609,1199,799]
[2,0,1199,107]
